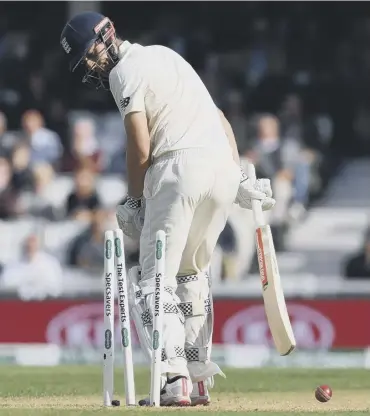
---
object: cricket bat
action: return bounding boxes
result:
[247,163,296,356]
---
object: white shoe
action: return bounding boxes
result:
[191,380,211,406]
[138,375,192,407]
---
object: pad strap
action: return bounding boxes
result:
[161,346,204,362]
[176,274,199,284]
[161,346,187,361]
[176,274,211,317]
[161,346,209,361]
[185,347,209,362]
[140,301,181,327]
[178,297,212,316]
[126,196,142,209]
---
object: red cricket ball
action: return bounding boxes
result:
[315,385,332,402]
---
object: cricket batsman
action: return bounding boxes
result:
[60,12,275,406]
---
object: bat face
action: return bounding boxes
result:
[255,225,296,356]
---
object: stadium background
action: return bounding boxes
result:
[0,1,370,367]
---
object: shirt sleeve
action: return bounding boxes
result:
[110,64,146,119]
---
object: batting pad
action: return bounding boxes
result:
[176,272,225,382]
[127,267,189,377]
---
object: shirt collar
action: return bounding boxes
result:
[118,40,132,60]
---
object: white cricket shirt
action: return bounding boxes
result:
[109,41,231,159]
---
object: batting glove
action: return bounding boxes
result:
[116,196,145,240]
[235,167,276,211]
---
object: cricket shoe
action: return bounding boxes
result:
[138,375,192,407]
[191,380,211,406]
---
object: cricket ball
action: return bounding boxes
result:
[315,385,332,402]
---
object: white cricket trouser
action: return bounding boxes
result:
[139,148,240,286]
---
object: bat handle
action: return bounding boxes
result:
[246,163,266,228]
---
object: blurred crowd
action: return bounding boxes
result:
[1,2,370,299]
[0,109,126,220]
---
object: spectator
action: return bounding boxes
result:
[247,114,293,250]
[33,163,55,194]
[11,142,35,192]
[0,233,63,300]
[67,209,107,275]
[64,118,102,172]
[18,163,56,220]
[0,112,18,157]
[217,221,238,281]
[21,109,62,169]
[0,156,19,219]
[344,228,370,279]
[249,115,283,176]
[278,94,321,219]
[65,167,102,221]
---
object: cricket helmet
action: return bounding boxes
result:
[60,11,119,90]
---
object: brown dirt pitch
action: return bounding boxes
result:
[0,366,369,416]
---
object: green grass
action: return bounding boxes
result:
[0,366,369,415]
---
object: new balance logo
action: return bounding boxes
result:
[120,97,130,111]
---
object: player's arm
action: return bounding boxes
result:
[218,108,275,211]
[124,112,150,198]
[218,109,240,165]
[111,65,149,240]
[111,66,149,198]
